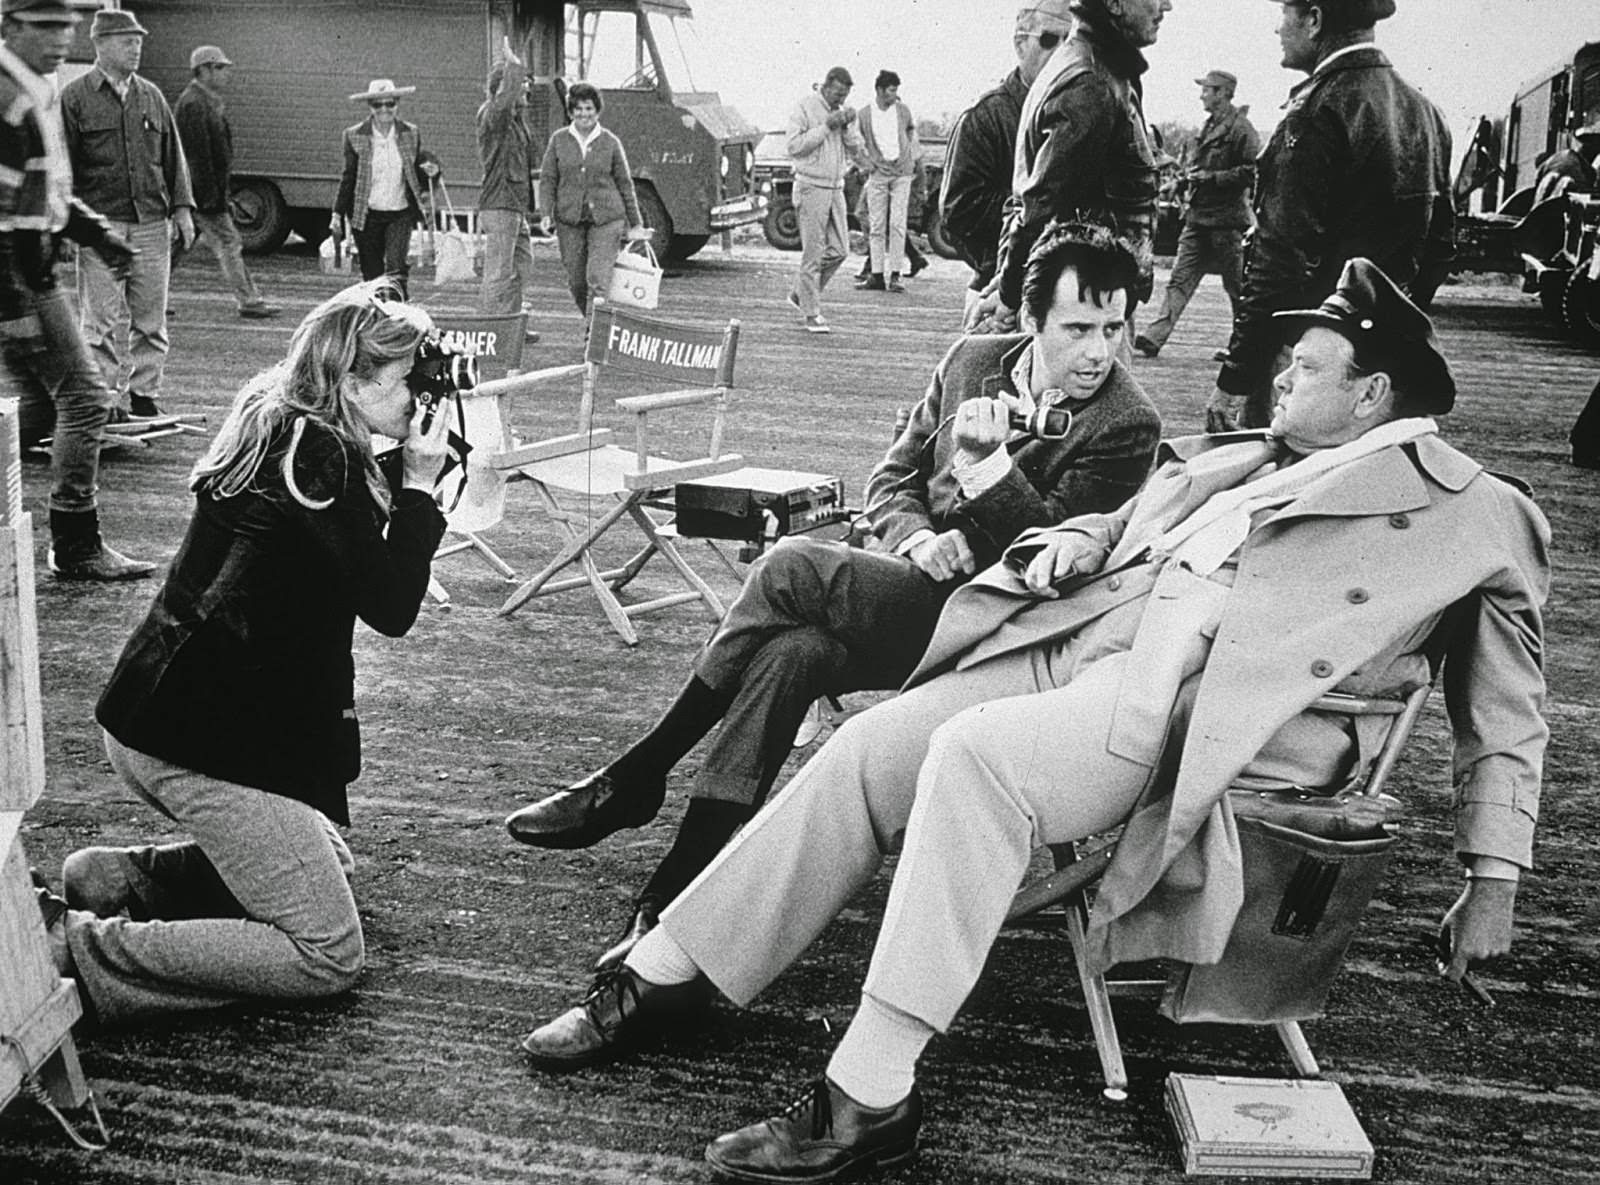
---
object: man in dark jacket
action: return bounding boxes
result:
[938,0,1074,322]
[174,45,277,319]
[2,0,150,581]
[1135,70,1259,357]
[504,223,1162,975]
[1206,0,1453,430]
[975,0,1171,334]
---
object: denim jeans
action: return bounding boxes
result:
[6,283,113,513]
[189,209,263,310]
[478,207,535,314]
[76,218,172,406]
[63,732,365,1024]
[865,174,912,276]
[554,218,624,313]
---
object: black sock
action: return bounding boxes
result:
[612,676,733,782]
[637,798,755,910]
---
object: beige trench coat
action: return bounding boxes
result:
[906,432,1552,973]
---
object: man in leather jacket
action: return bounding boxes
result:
[938,1,1074,321]
[976,0,1171,334]
[1206,0,1453,430]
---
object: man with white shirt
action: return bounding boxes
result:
[61,5,194,420]
[504,222,1161,976]
[519,258,1548,1184]
[1206,0,1453,431]
[854,70,919,293]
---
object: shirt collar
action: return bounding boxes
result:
[1312,43,1378,77]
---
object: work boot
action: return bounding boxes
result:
[48,509,156,582]
[855,273,886,291]
[887,272,906,293]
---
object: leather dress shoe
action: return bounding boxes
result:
[855,274,886,291]
[1132,333,1160,358]
[520,965,704,1070]
[594,902,659,972]
[31,869,73,978]
[505,769,665,849]
[705,1078,922,1183]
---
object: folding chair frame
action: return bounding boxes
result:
[486,304,745,644]
[1007,678,1438,1100]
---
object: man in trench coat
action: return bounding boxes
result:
[520,259,1550,1185]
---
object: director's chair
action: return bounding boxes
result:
[1007,657,1448,1101]
[490,301,744,644]
[424,313,530,605]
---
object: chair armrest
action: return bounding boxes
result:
[614,386,725,415]
[620,453,745,491]
[475,362,589,400]
[491,429,615,470]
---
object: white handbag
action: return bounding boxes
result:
[428,179,478,286]
[606,238,662,309]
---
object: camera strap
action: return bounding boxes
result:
[433,394,473,514]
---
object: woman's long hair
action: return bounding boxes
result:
[190,280,430,511]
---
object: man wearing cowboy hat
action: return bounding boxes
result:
[1,0,152,580]
[1134,68,1259,358]
[174,44,279,320]
[60,5,194,422]
[519,256,1548,1185]
[331,77,440,298]
[1206,0,1453,432]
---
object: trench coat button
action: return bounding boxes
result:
[1107,575,1122,592]
[1346,587,1369,604]
[1310,659,1334,678]
[1388,513,1410,529]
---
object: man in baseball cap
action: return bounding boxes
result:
[175,43,281,319]
[61,3,197,419]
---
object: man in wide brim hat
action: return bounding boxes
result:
[348,78,416,103]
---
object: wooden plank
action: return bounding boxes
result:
[0,517,44,811]
[613,386,723,413]
[0,829,59,1030]
[0,982,85,1114]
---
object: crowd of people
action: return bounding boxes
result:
[2,1,1569,1182]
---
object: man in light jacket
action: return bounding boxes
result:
[517,258,1548,1184]
[784,66,865,334]
[855,70,918,293]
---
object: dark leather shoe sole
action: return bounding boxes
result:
[705,1136,917,1183]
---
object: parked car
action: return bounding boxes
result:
[754,131,959,259]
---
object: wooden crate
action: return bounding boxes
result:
[0,399,44,811]
[0,814,88,1114]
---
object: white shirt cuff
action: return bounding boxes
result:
[952,445,1012,500]
[895,527,937,557]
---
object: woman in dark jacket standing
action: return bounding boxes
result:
[43,282,449,1025]
[539,82,650,314]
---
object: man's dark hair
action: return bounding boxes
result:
[1284,1,1383,36]
[875,70,900,91]
[1019,220,1141,327]
[566,81,603,115]
[824,66,853,89]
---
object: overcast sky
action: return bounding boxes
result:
[681,1,1598,156]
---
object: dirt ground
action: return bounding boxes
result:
[3,234,1598,1184]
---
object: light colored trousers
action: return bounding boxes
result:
[555,218,624,314]
[663,632,1348,1032]
[865,173,911,277]
[190,209,263,310]
[77,218,172,404]
[479,207,536,314]
[64,732,365,1024]
[790,178,848,316]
